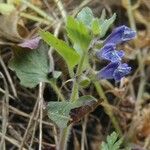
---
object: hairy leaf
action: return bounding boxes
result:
[39,30,80,70]
[76,7,94,28]
[47,101,77,128]
[100,13,116,38]
[47,95,101,128]
[9,41,51,88]
[92,18,101,35]
[66,16,92,52]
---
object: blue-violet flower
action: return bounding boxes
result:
[104,25,136,45]
[98,62,131,81]
[96,43,125,62]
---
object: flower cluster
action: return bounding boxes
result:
[96,25,136,82]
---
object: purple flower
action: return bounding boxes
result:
[97,62,131,81]
[104,25,136,45]
[96,43,125,62]
[19,37,41,49]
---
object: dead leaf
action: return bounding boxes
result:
[68,99,102,125]
[0,11,29,42]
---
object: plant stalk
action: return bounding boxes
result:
[49,80,65,101]
[70,52,87,102]
[59,50,87,150]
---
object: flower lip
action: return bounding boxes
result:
[104,25,136,45]
[113,63,131,81]
[97,62,131,81]
[96,43,125,62]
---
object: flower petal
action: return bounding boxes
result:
[19,37,41,49]
[113,63,131,81]
[97,62,119,79]
[104,25,136,45]
[96,44,125,62]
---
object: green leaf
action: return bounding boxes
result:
[76,7,94,28]
[0,3,15,15]
[47,101,76,128]
[66,16,92,52]
[100,9,106,21]
[78,76,91,88]
[100,13,116,38]
[53,71,62,79]
[9,41,52,88]
[92,18,101,35]
[39,30,80,70]
[101,132,123,150]
[47,95,100,128]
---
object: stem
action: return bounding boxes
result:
[93,81,122,135]
[59,50,87,150]
[70,81,79,102]
[126,0,136,30]
[76,52,87,76]
[53,0,67,20]
[22,0,53,22]
[0,55,17,97]
[20,12,50,25]
[39,83,44,150]
[70,52,87,102]
[58,126,71,150]
[49,80,65,101]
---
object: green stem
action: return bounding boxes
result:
[59,51,87,150]
[70,52,87,102]
[49,80,65,101]
[93,81,122,135]
[70,81,79,102]
[76,52,87,76]
[58,126,71,150]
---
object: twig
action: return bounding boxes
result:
[39,82,44,150]
[0,72,9,150]
[53,126,58,149]
[28,95,43,149]
[8,104,54,126]
[0,88,15,100]
[0,55,17,97]
[49,80,65,101]
[28,121,37,149]
[21,0,53,22]
[53,0,67,20]
[20,12,50,25]
[81,116,88,150]
[0,132,27,150]
[19,96,40,150]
